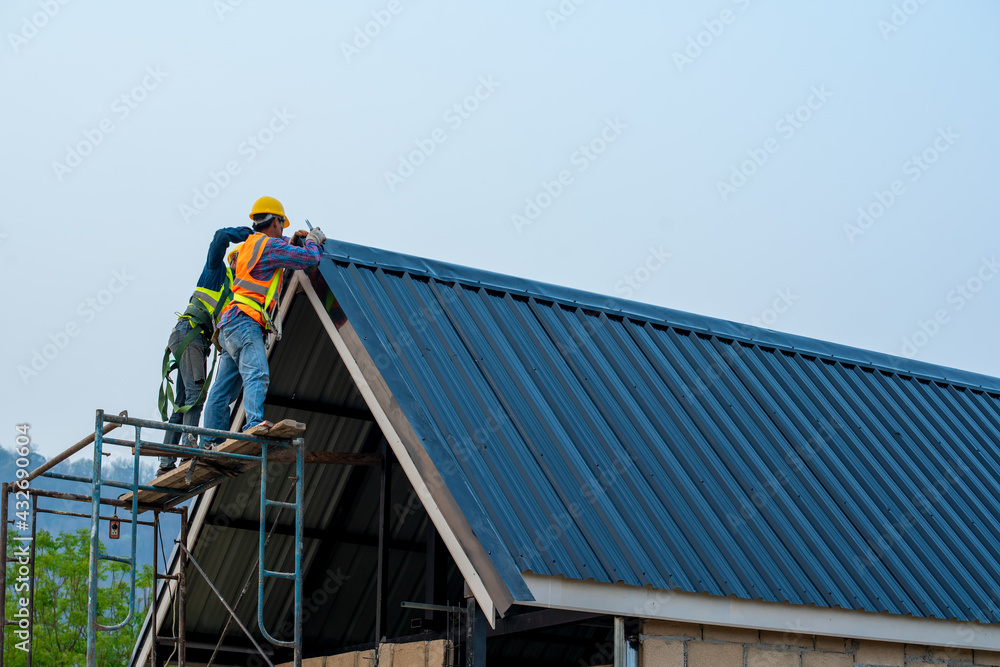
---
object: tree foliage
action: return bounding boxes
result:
[0,443,159,549]
[3,528,153,666]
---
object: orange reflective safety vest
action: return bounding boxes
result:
[225,233,283,334]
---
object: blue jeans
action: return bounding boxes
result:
[202,313,270,445]
[161,319,209,469]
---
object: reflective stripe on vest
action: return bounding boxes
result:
[232,276,269,296]
[180,265,234,334]
[189,265,234,318]
[224,233,282,330]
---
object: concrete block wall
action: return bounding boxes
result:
[639,619,1000,667]
[276,639,452,667]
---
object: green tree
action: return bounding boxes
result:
[3,528,153,666]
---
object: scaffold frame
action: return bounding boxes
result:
[0,409,307,667]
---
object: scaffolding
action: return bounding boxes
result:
[0,409,308,667]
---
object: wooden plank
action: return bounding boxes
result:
[131,446,179,458]
[119,419,306,509]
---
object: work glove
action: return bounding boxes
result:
[306,227,327,246]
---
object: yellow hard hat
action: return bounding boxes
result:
[227,243,242,267]
[249,196,289,228]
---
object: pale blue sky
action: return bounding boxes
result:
[2,1,999,459]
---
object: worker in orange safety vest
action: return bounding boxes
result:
[201,196,326,444]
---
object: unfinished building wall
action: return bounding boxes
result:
[638,619,1000,667]
[277,639,452,667]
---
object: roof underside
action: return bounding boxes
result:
[318,239,1000,626]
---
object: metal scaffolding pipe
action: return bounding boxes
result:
[23,487,172,515]
[23,413,125,484]
[34,507,156,528]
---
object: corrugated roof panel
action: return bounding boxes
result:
[318,239,1000,625]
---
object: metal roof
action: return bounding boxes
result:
[317,239,1000,625]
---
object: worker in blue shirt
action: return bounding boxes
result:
[157,226,252,477]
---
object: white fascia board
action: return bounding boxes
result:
[298,270,499,625]
[521,573,1000,652]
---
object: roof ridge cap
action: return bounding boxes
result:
[323,239,1000,395]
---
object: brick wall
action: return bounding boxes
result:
[275,639,452,667]
[639,619,1000,667]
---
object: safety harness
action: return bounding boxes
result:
[157,267,234,421]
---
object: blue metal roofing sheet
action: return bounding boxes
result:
[316,239,1000,624]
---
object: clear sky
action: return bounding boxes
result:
[2,1,999,460]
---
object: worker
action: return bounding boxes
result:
[201,196,326,444]
[157,225,252,477]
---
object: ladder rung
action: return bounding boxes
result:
[155,635,185,645]
[262,568,295,580]
[99,554,132,565]
[265,499,296,510]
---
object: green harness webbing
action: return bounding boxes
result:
[157,282,231,421]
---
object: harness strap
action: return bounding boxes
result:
[157,320,219,421]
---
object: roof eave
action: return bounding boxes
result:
[520,573,1000,651]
